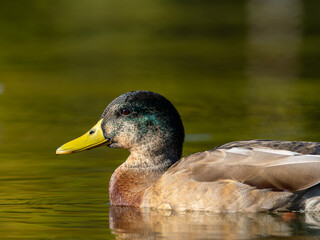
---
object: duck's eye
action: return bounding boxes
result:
[120,108,132,115]
[89,129,95,135]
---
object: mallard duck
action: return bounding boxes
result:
[56,91,320,212]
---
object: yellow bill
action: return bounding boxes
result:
[56,119,110,154]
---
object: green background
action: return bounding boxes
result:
[0,1,320,239]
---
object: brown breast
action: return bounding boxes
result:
[109,166,164,206]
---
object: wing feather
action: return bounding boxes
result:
[172,146,320,192]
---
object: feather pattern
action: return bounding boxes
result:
[171,146,320,191]
[143,140,320,212]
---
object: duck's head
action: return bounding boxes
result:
[56,91,184,166]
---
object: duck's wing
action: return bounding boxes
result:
[172,141,320,192]
[218,139,320,155]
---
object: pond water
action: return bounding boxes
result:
[1,1,320,239]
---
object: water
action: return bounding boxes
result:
[1,0,320,239]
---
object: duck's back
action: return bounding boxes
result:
[143,140,320,212]
[218,139,320,155]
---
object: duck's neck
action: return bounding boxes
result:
[109,152,177,206]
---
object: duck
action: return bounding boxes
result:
[56,91,320,212]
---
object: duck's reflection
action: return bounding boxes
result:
[110,206,320,240]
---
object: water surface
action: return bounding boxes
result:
[1,1,320,239]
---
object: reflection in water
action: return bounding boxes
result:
[109,206,320,240]
[0,83,4,95]
[185,133,212,142]
[247,0,302,80]
[246,0,304,140]
[0,83,3,145]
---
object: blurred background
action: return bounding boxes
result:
[0,0,320,239]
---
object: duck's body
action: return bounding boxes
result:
[57,91,320,212]
[109,140,320,212]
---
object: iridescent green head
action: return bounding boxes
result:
[57,91,185,165]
